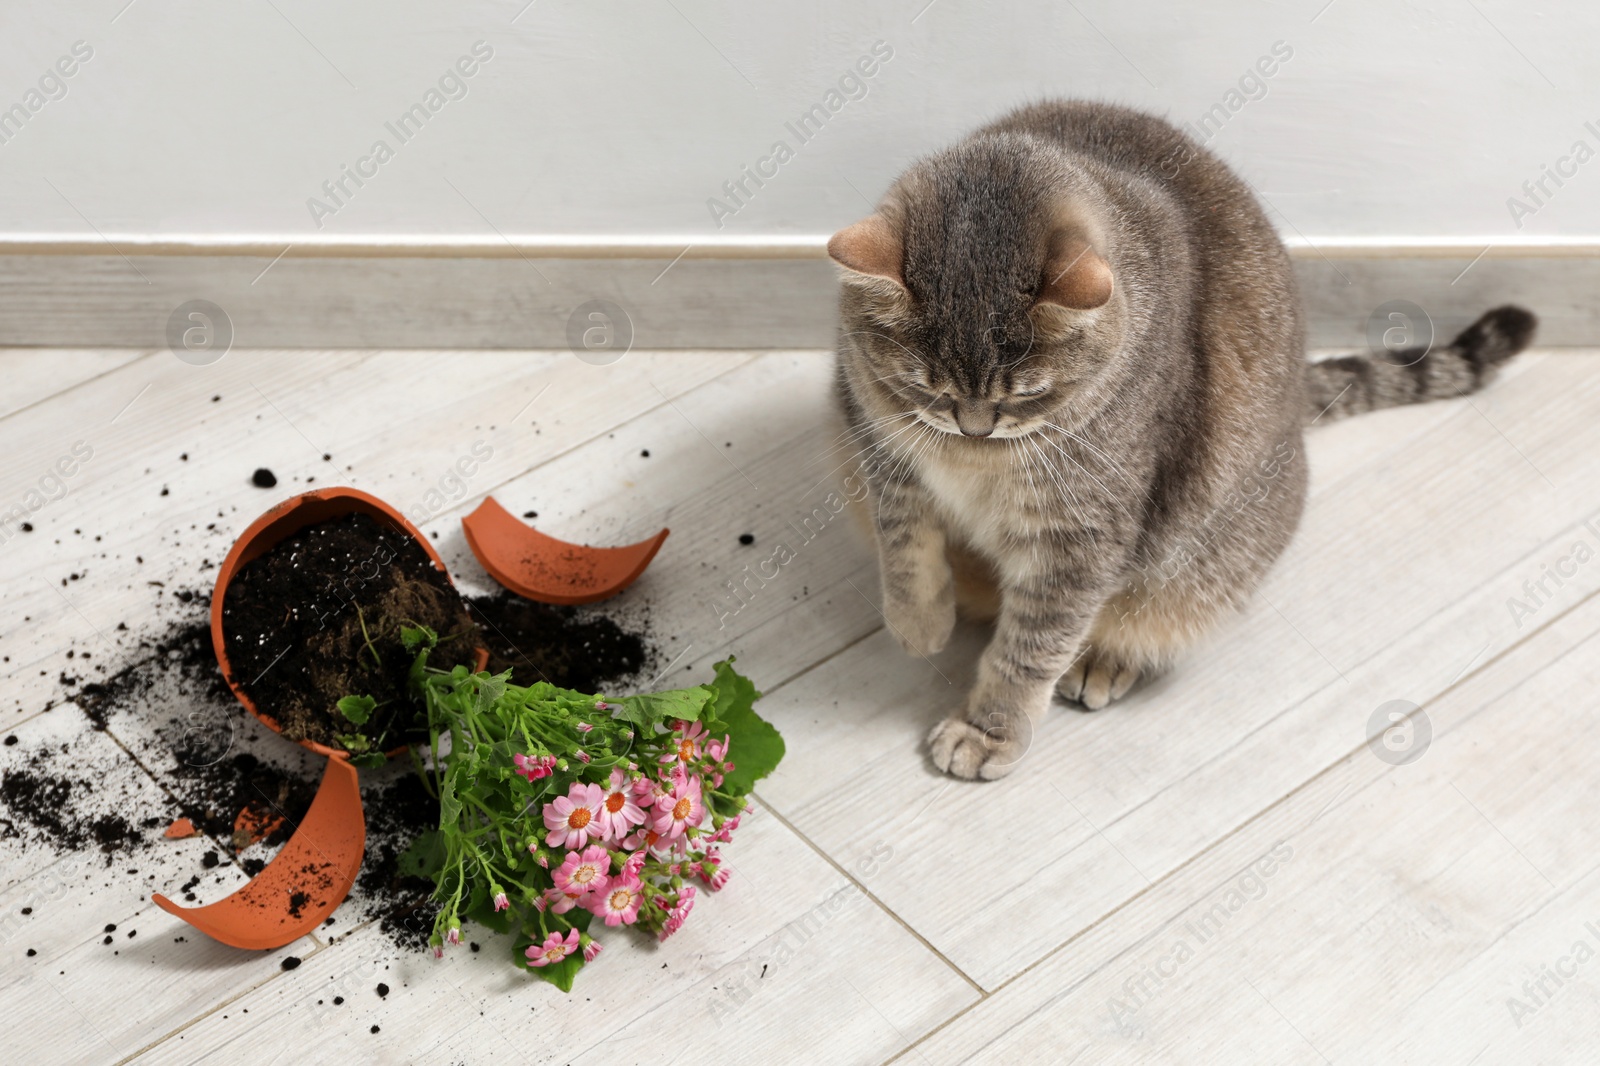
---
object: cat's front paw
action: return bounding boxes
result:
[884,580,956,658]
[1056,645,1140,711]
[927,705,1034,780]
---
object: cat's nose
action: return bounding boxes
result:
[954,400,997,437]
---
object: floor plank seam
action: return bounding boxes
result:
[112,938,330,1066]
[750,790,988,1003]
[1095,514,1600,838]
[729,593,884,696]
[0,349,161,428]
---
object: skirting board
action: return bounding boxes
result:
[0,239,1594,350]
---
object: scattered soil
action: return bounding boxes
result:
[466,593,649,693]
[0,755,141,855]
[221,513,478,748]
[353,769,444,951]
[9,527,655,953]
[251,469,277,489]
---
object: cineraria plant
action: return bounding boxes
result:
[383,625,783,991]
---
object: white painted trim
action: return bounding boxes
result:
[0,234,823,259]
[0,234,1598,259]
[1,241,1596,349]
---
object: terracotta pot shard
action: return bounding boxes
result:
[461,496,668,606]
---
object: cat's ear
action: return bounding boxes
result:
[1036,238,1113,311]
[828,215,904,288]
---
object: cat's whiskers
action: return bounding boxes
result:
[884,421,939,486]
[1013,437,1051,516]
[809,410,913,468]
[1020,432,1100,547]
[1030,427,1120,501]
[804,401,938,498]
[1039,420,1139,488]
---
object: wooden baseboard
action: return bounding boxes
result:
[0,237,1593,350]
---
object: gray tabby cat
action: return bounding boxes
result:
[829,100,1535,780]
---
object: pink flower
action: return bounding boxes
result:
[587,877,644,926]
[513,753,556,782]
[532,894,547,913]
[575,750,591,764]
[543,887,586,915]
[674,885,697,920]
[704,734,734,786]
[525,928,580,967]
[706,734,731,762]
[583,937,603,963]
[621,825,673,856]
[493,891,509,913]
[596,768,646,842]
[553,845,611,897]
[660,720,709,766]
[700,852,729,891]
[652,774,705,840]
[633,774,670,806]
[543,782,606,849]
[655,887,696,941]
[445,926,461,946]
[710,813,742,843]
[575,722,593,734]
[622,849,647,879]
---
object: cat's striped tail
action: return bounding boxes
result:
[1304,305,1537,423]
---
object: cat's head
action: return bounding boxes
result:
[830,135,1120,440]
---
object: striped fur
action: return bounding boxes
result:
[1306,307,1537,422]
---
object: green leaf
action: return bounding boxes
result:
[618,686,712,730]
[438,773,463,830]
[465,896,514,935]
[707,658,783,793]
[335,732,370,753]
[473,674,507,717]
[349,752,387,769]
[400,624,438,655]
[397,830,446,878]
[336,694,376,726]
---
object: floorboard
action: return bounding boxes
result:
[1,348,1596,1065]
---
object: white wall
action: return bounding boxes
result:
[0,1,1593,243]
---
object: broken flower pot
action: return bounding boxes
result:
[153,487,668,950]
[152,487,489,950]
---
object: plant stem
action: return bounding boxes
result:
[408,744,437,799]
[355,604,382,669]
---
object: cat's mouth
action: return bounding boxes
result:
[916,412,1038,440]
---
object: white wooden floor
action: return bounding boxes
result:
[3,346,1600,1065]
